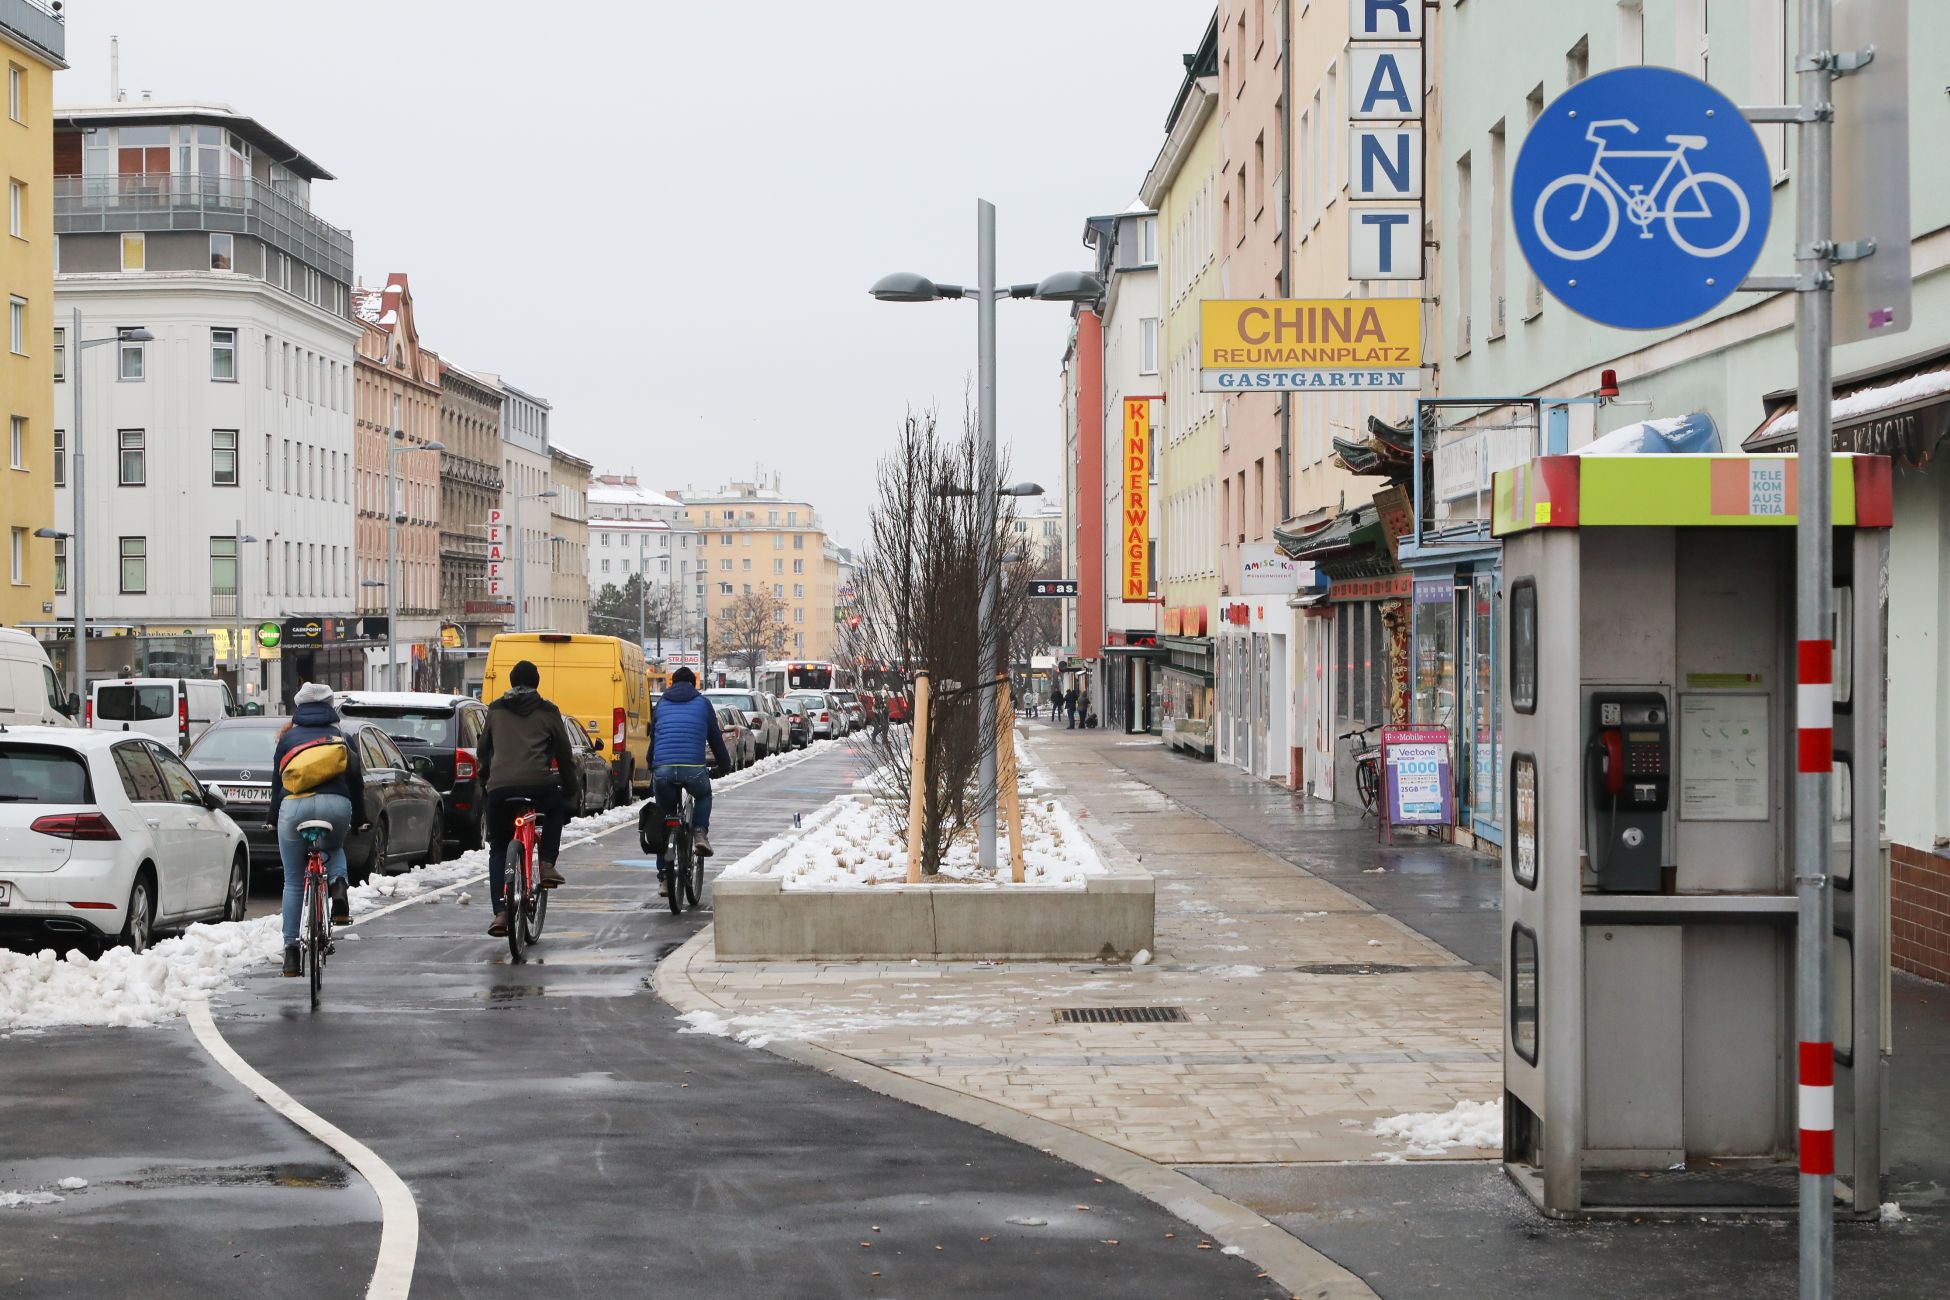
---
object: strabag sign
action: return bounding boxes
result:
[1199,298,1421,393]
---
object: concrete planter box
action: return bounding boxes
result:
[711,802,1154,962]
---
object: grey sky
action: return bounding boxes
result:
[60,0,1202,546]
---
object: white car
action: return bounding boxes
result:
[0,727,248,954]
[785,692,843,740]
[705,689,790,758]
[88,677,234,755]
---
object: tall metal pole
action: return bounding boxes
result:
[235,516,245,703]
[386,409,401,691]
[68,306,86,707]
[976,198,999,871]
[1792,0,1836,1293]
[513,491,527,634]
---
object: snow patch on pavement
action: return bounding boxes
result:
[676,1003,1013,1049]
[1370,1098,1503,1156]
[0,1190,65,1208]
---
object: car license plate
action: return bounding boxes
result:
[224,785,271,803]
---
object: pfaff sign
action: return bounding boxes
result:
[1122,398,1151,601]
[1200,299,1421,392]
[1349,0,1425,281]
[486,508,506,597]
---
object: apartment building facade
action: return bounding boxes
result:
[1,1,63,630]
[50,100,362,703]
[681,480,836,661]
[437,359,505,684]
[587,473,700,651]
[546,445,591,635]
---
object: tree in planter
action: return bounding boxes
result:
[843,407,1036,875]
[715,589,787,688]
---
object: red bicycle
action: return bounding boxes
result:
[295,819,336,1008]
[503,796,549,961]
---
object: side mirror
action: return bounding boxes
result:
[591,735,604,752]
[408,755,434,778]
[57,695,79,718]
[202,787,228,812]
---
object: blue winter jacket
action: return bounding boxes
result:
[650,683,731,772]
[269,699,369,827]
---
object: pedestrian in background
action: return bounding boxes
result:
[1065,687,1078,729]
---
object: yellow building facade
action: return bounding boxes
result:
[0,6,63,628]
[683,481,836,663]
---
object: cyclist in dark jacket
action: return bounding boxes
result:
[477,659,577,937]
[272,681,367,977]
[646,667,732,860]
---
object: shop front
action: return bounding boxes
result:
[281,615,385,706]
[1404,551,1503,846]
[1159,608,1214,757]
[1215,599,1288,782]
[1103,631,1164,735]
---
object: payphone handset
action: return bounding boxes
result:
[1585,692,1670,891]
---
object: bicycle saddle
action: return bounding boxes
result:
[297,819,334,834]
[1665,133,1708,149]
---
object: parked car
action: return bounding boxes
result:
[0,628,76,727]
[778,697,810,748]
[336,692,490,850]
[88,677,233,754]
[0,727,248,954]
[714,704,757,770]
[559,715,612,816]
[785,692,842,741]
[706,689,789,758]
[829,689,866,730]
[485,632,652,804]
[182,716,444,881]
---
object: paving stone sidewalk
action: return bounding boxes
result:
[668,724,1503,1167]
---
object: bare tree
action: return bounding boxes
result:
[843,406,1035,875]
[715,590,786,687]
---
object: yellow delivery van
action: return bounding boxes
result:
[483,633,650,803]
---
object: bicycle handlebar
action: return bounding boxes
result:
[1338,724,1382,741]
[1584,118,1640,145]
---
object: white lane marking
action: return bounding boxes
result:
[187,998,419,1300]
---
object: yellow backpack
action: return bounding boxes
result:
[280,736,350,795]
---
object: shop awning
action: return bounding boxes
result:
[1275,504,1383,560]
[1745,351,1950,468]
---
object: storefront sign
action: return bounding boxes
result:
[1199,299,1421,392]
[1162,606,1210,636]
[1223,602,1251,627]
[1349,2,1426,282]
[465,600,515,615]
[256,621,282,649]
[440,624,463,649]
[1329,573,1412,602]
[1240,543,1306,595]
[1372,486,1414,559]
[1122,398,1151,601]
[1030,579,1079,598]
[1382,726,1454,832]
[1413,577,1452,605]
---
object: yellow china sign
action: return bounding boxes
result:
[1200,298,1422,392]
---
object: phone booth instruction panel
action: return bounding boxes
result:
[1490,454,1890,1219]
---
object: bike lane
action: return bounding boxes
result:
[185,744,1276,1299]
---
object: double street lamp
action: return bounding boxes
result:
[871,199,1101,870]
[39,314,156,706]
[512,488,557,633]
[385,419,445,691]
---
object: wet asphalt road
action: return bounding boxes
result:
[2,742,1276,1300]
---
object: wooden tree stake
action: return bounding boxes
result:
[996,674,1025,884]
[904,671,931,883]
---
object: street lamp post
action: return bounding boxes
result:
[512,488,557,633]
[385,413,446,691]
[871,202,1100,869]
[47,313,155,706]
[232,520,259,703]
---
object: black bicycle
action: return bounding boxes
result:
[658,786,704,915]
[1340,723,1383,815]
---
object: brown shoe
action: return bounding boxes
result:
[540,861,565,890]
[488,911,509,937]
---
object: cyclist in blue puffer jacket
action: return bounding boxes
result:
[643,667,732,864]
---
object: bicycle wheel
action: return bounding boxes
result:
[679,827,701,911]
[1356,759,1381,814]
[1532,173,1618,261]
[522,839,547,946]
[666,829,686,916]
[1663,172,1750,258]
[306,875,325,1009]
[507,841,530,962]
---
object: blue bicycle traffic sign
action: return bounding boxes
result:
[1513,66,1772,330]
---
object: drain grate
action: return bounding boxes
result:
[1291,962,1414,976]
[1054,1005,1190,1024]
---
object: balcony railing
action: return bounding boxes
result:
[0,0,66,62]
[55,173,354,286]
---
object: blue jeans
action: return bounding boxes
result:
[278,794,352,947]
[654,765,713,834]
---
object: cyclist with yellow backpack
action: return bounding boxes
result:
[272,681,368,978]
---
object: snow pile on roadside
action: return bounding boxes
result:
[676,1002,1013,1049]
[0,1190,66,1208]
[1370,1098,1503,1157]
[718,785,1103,890]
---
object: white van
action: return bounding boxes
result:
[0,628,74,727]
[87,677,233,754]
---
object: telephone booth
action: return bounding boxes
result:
[1492,453,1890,1217]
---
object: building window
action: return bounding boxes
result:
[792,559,803,574]
[8,295,22,354]
[119,537,147,593]
[793,606,803,623]
[794,583,804,598]
[772,534,783,550]
[8,178,21,238]
[1139,317,1160,374]
[8,414,21,468]
[774,559,783,575]
[210,328,236,380]
[120,232,145,272]
[209,233,233,270]
[52,536,64,594]
[118,330,145,380]
[210,536,238,597]
[719,582,732,595]
[211,429,239,486]
[8,526,21,584]
[720,558,731,571]
[7,65,21,123]
[600,558,611,574]
[773,583,784,598]
[118,429,145,485]
[52,428,62,485]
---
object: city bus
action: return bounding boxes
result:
[758,660,853,696]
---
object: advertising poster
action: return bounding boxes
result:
[1382,726,1454,837]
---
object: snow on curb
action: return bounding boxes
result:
[675,1002,1014,1050]
[1370,1098,1502,1157]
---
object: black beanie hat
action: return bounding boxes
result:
[510,659,540,689]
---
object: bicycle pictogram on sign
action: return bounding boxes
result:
[1512,67,1772,331]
